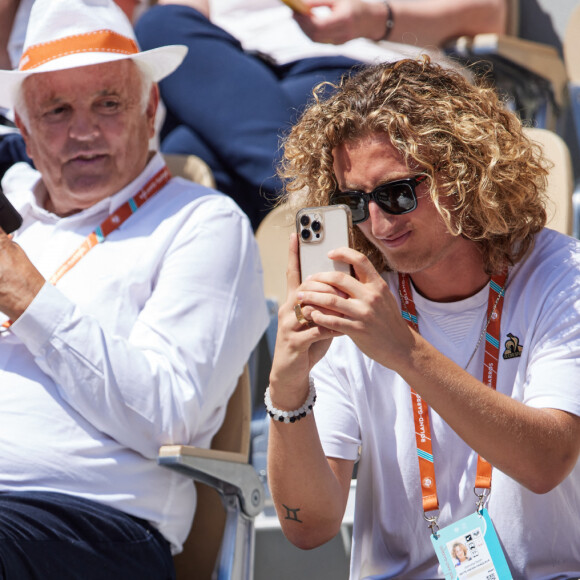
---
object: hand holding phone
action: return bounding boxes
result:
[0,188,22,234]
[296,205,352,282]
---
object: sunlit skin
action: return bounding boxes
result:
[332,132,489,302]
[15,59,158,217]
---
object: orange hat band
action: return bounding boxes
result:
[19,29,139,71]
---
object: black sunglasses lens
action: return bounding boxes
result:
[376,182,416,214]
[331,194,367,223]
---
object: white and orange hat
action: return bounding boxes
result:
[0,0,187,109]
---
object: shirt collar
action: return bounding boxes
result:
[11,152,166,224]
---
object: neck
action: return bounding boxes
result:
[408,244,490,302]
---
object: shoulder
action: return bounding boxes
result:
[153,176,251,230]
[528,228,579,263]
[504,229,580,335]
[510,229,580,290]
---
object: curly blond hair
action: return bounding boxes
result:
[278,56,549,274]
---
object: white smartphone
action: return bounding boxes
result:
[296,205,352,282]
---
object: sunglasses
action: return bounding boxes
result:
[329,174,428,224]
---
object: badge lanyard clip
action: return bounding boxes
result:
[475,487,491,514]
[424,512,440,537]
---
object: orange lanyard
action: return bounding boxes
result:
[2,165,171,330]
[398,271,507,519]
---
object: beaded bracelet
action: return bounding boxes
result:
[265,378,317,424]
[381,1,394,40]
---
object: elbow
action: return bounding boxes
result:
[526,471,572,495]
[519,458,577,495]
[525,477,560,495]
[283,522,343,551]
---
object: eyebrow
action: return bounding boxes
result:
[340,173,417,192]
[38,87,121,106]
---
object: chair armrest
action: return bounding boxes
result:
[158,445,265,518]
[448,33,567,109]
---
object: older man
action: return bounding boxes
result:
[0,0,268,578]
[268,58,580,578]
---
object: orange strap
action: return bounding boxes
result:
[399,275,439,512]
[2,165,171,330]
[398,271,507,513]
[19,30,139,71]
[474,275,507,488]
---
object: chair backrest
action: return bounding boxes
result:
[172,366,252,580]
[255,202,295,308]
[524,127,574,236]
[162,153,216,189]
[505,0,520,37]
[564,3,580,84]
[564,3,580,163]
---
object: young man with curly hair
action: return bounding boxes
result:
[267,57,580,579]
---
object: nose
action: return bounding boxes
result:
[68,110,99,141]
[367,200,397,237]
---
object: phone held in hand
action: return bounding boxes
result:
[0,187,23,234]
[296,204,352,282]
[280,0,311,15]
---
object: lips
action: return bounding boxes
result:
[66,153,109,170]
[380,230,411,248]
[70,153,106,162]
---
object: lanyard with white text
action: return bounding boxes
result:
[398,270,507,529]
[1,165,171,330]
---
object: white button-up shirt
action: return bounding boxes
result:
[0,153,269,552]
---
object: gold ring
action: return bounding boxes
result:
[294,303,313,327]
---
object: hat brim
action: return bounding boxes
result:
[0,44,188,111]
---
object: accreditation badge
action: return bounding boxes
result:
[431,509,512,580]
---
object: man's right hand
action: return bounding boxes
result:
[269,232,338,409]
[0,229,45,321]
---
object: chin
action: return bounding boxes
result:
[66,177,116,197]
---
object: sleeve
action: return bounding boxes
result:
[10,199,269,458]
[521,255,580,417]
[311,343,362,462]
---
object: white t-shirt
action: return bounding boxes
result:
[0,153,269,553]
[312,228,580,579]
[209,0,433,66]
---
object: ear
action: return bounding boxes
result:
[146,83,160,140]
[13,112,34,160]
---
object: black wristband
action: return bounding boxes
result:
[382,2,394,40]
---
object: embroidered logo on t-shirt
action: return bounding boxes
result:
[502,333,523,359]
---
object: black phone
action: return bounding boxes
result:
[0,187,22,234]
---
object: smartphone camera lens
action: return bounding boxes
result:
[311,220,321,233]
[301,228,311,240]
[300,214,310,227]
